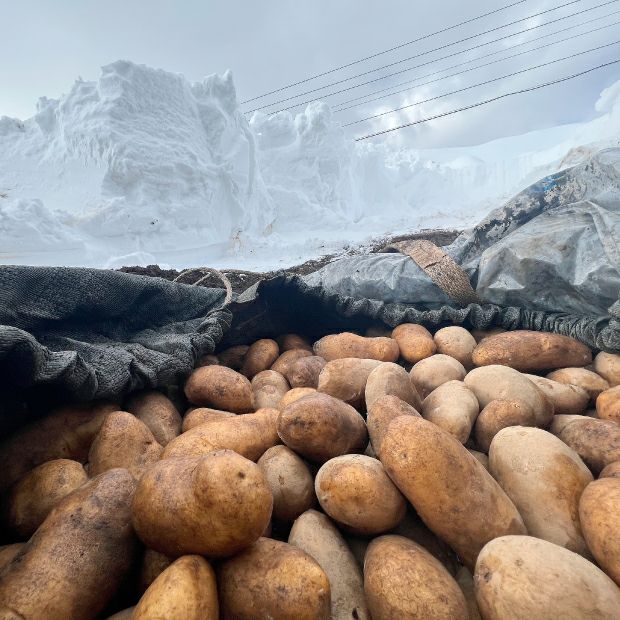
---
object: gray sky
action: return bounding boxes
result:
[1,0,619,148]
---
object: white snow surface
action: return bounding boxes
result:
[1,60,619,270]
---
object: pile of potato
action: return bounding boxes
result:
[1,324,620,619]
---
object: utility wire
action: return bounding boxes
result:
[239,0,529,105]
[354,58,620,140]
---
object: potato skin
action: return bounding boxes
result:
[124,390,182,446]
[217,344,249,369]
[434,326,477,369]
[286,356,326,389]
[314,332,399,362]
[596,385,620,423]
[181,407,235,432]
[0,469,138,620]
[271,349,312,376]
[600,460,620,478]
[391,323,436,364]
[593,352,620,387]
[524,375,589,415]
[364,535,468,620]
[410,354,466,398]
[184,365,254,413]
[367,394,421,458]
[0,544,24,571]
[381,416,526,569]
[317,358,382,409]
[219,537,331,620]
[547,367,610,403]
[133,555,218,620]
[132,451,272,557]
[558,417,620,474]
[474,399,536,452]
[365,362,422,411]
[474,535,620,620]
[242,339,280,378]
[252,370,290,410]
[278,387,316,409]
[140,548,173,592]
[277,333,313,352]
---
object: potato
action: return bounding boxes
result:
[181,407,235,432]
[593,351,620,386]
[163,408,279,461]
[410,354,466,398]
[365,325,392,338]
[381,416,526,569]
[278,387,316,409]
[489,427,592,555]
[219,537,331,620]
[105,609,135,620]
[596,385,620,423]
[196,354,219,367]
[242,339,280,378]
[558,417,620,474]
[549,413,586,435]
[317,358,382,409]
[258,445,315,522]
[455,567,483,620]
[367,394,421,457]
[133,555,218,619]
[365,362,422,411]
[474,535,620,619]
[6,458,88,537]
[468,449,489,470]
[289,509,369,620]
[286,355,326,388]
[132,450,272,557]
[434,326,477,369]
[422,380,479,444]
[600,460,620,478]
[88,411,163,478]
[391,323,436,363]
[524,375,589,415]
[474,399,537,452]
[0,544,24,571]
[140,548,173,592]
[124,390,181,446]
[184,365,253,413]
[314,332,399,362]
[546,367,609,403]
[579,478,620,585]
[278,393,367,463]
[252,370,290,409]
[471,327,505,343]
[364,535,468,620]
[217,344,249,369]
[271,349,312,376]
[464,365,554,427]
[277,333,313,352]
[315,455,406,535]
[0,469,137,620]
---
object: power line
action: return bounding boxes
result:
[344,39,620,127]
[354,58,620,140]
[239,0,529,105]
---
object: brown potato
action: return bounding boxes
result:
[133,555,218,619]
[271,349,312,376]
[381,416,526,569]
[422,380,479,444]
[278,387,316,409]
[277,333,313,352]
[365,362,422,411]
[410,354,466,398]
[474,399,537,453]
[184,365,253,413]
[132,451,272,557]
[181,407,236,432]
[314,332,399,362]
[600,460,620,478]
[242,339,280,378]
[391,323,436,364]
[455,567,482,620]
[474,535,620,620]
[471,327,505,343]
[364,535,468,620]
[105,608,135,620]
[289,509,369,620]
[317,358,382,409]
[558,417,620,474]
[278,393,368,463]
[593,351,620,387]
[196,354,219,367]
[258,446,315,522]
[367,394,421,458]
[286,356,326,388]
[524,375,589,415]
[140,548,173,592]
[468,449,489,470]
[550,413,586,435]
[547,367,610,403]
[219,537,331,620]
[579,478,620,585]
[315,455,406,535]
[217,344,249,369]
[0,544,24,571]
[0,469,137,620]
[434,326,477,369]
[252,370,290,409]
[124,390,182,446]
[596,385,620,423]
[6,458,88,537]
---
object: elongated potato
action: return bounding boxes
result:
[140,549,173,592]
[434,326,477,369]
[181,407,235,432]
[547,367,609,403]
[0,469,137,620]
[314,332,399,362]
[391,324,436,364]
[6,459,88,537]
[422,380,479,444]
[410,354,466,398]
[289,509,369,620]
[163,408,279,461]
[241,339,280,378]
[364,535,468,620]
[365,362,422,410]
[184,365,254,413]
[277,333,313,352]
[217,344,249,369]
[219,537,331,620]
[133,555,218,619]
[286,355,326,388]
[367,395,421,457]
[474,535,620,620]
[600,460,620,478]
[132,451,272,557]
[317,358,382,409]
[258,446,315,522]
[489,427,592,555]
[124,390,182,446]
[381,416,526,569]
[593,351,620,386]
[278,387,316,409]
[252,370,290,410]
[278,393,368,463]
[549,413,586,435]
[558,417,620,474]
[271,349,312,376]
[579,478,620,585]
[474,399,537,452]
[524,375,589,415]
[596,385,620,423]
[315,455,406,535]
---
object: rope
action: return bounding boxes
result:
[173,267,233,305]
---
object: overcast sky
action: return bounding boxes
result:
[1,0,619,148]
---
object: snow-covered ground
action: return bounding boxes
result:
[1,61,619,270]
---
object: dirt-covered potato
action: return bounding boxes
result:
[0,469,137,620]
[596,385,620,423]
[410,354,467,398]
[422,380,479,444]
[219,537,331,620]
[524,375,589,415]
[258,445,315,522]
[241,339,280,378]
[314,332,399,362]
[549,413,586,435]
[252,370,290,410]
[286,355,326,388]
[6,458,88,537]
[278,387,316,409]
[474,535,620,619]
[0,544,24,571]
[489,427,592,555]
[315,455,406,535]
[547,367,610,403]
[140,548,173,592]
[364,535,468,620]
[474,399,537,452]
[471,328,505,343]
[381,416,526,569]
[593,351,620,387]
[455,567,482,620]
[163,408,279,461]
[133,555,218,619]
[278,393,368,463]
[277,333,313,352]
[365,362,422,411]
[367,395,421,457]
[468,449,489,470]
[184,365,254,413]
[181,407,236,432]
[558,417,620,474]
[217,344,249,369]
[391,323,436,364]
[579,478,620,585]
[124,390,182,446]
[271,349,312,376]
[317,358,382,409]
[600,460,620,478]
[289,509,369,620]
[132,450,272,557]
[434,326,477,369]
